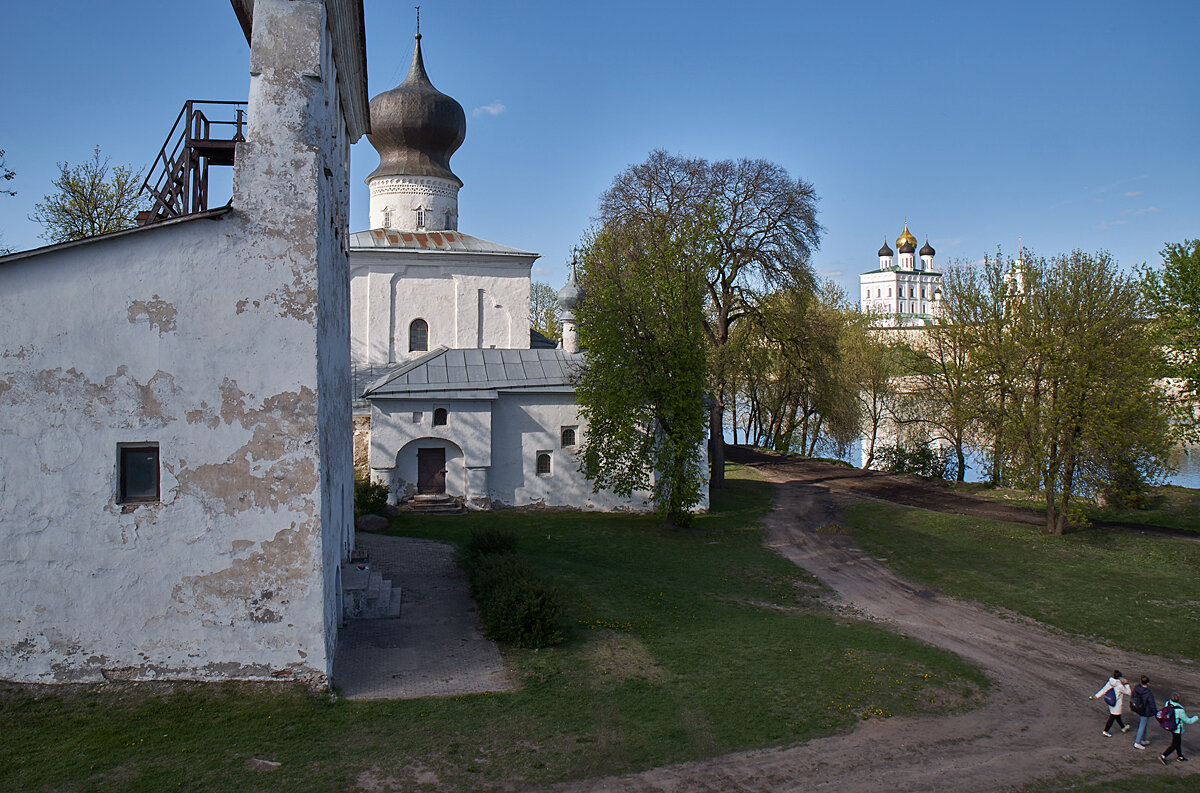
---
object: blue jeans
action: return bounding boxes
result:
[1135,715,1151,745]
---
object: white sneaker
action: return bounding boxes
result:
[1102,731,1112,737]
[1122,725,1132,733]
[1134,743,1145,749]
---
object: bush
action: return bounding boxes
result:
[459,530,564,648]
[354,476,389,517]
[875,440,955,480]
[460,527,519,568]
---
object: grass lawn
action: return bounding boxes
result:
[1,465,987,793]
[843,501,1200,662]
[1019,772,1199,792]
[950,481,1200,534]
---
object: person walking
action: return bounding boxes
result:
[1159,694,1199,764]
[1131,676,1156,749]
[1092,670,1132,736]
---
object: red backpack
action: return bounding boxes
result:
[1157,705,1178,732]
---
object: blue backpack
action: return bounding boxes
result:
[1103,688,1116,707]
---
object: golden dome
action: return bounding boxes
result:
[896,220,917,251]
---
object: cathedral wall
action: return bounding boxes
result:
[0,0,355,685]
[348,253,534,366]
[488,394,655,511]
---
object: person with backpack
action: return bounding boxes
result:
[1092,670,1132,736]
[1159,694,1199,764]
[1131,676,1156,749]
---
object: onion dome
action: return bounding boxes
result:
[920,239,935,257]
[557,265,584,311]
[896,220,918,251]
[878,240,894,257]
[366,34,466,186]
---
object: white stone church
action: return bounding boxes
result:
[348,33,686,512]
[860,221,943,325]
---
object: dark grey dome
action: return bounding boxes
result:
[557,268,584,311]
[366,35,466,186]
[878,241,894,257]
[920,240,935,257]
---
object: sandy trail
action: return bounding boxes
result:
[539,454,1200,792]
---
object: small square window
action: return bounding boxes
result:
[119,443,159,503]
[536,451,552,476]
[412,411,423,423]
[560,426,577,447]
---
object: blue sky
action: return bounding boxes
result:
[1,0,1197,297]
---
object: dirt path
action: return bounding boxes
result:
[540,455,1200,793]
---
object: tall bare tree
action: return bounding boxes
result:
[597,150,822,486]
[30,146,146,243]
[529,281,561,342]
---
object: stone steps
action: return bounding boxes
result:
[403,494,464,515]
[341,561,402,620]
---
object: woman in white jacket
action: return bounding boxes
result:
[1093,670,1133,736]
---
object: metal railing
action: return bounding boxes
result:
[138,100,246,225]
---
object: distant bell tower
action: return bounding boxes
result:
[364,24,466,231]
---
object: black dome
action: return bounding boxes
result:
[920,240,935,257]
[366,35,466,186]
[898,240,916,254]
[878,241,894,257]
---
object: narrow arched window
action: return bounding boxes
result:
[409,319,428,352]
[536,453,552,476]
[415,207,427,230]
[561,427,576,447]
[433,408,447,426]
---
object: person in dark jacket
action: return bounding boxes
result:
[1160,695,1200,763]
[1132,676,1156,749]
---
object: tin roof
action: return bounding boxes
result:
[364,346,579,399]
[349,228,536,257]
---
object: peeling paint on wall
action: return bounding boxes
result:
[127,295,178,335]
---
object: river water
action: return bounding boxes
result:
[833,442,1200,490]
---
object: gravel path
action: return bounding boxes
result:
[537,454,1200,793]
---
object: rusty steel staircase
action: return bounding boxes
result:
[138,100,246,225]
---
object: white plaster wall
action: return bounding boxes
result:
[0,0,353,685]
[348,252,533,365]
[368,398,492,502]
[489,393,654,511]
[368,176,459,231]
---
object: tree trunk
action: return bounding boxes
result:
[709,398,725,490]
[956,442,966,483]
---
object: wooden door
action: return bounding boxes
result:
[417,448,446,494]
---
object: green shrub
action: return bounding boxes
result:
[354,476,389,517]
[458,531,564,648]
[875,440,955,480]
[460,527,519,569]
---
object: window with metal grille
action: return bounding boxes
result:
[561,426,576,447]
[536,452,552,476]
[409,319,428,351]
[119,443,160,503]
[433,408,447,426]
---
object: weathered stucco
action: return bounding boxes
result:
[0,0,358,685]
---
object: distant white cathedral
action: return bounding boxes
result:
[860,221,943,326]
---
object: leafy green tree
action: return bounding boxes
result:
[597,150,822,488]
[529,281,561,342]
[29,146,146,243]
[996,250,1171,533]
[1143,239,1200,441]
[844,314,902,470]
[574,210,715,526]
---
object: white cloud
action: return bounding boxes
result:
[472,101,506,118]
[1097,220,1129,230]
[817,269,844,278]
[1123,191,1143,198]
[1132,205,1160,215]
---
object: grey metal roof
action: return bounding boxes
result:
[349,228,535,257]
[364,346,580,400]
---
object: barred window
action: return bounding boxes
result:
[536,452,552,476]
[409,319,428,352]
[561,426,576,447]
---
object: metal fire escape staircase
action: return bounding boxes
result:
[138,100,246,225]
